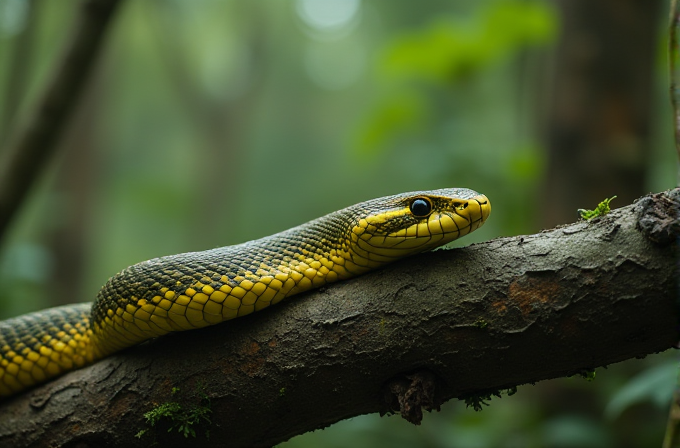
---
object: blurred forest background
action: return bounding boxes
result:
[0,0,678,447]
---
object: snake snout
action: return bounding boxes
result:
[467,194,491,230]
[471,194,491,224]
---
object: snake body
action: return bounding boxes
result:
[0,188,490,397]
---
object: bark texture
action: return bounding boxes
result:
[0,189,678,448]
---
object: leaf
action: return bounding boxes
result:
[604,361,677,420]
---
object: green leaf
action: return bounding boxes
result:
[605,361,677,420]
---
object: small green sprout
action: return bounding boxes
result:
[578,196,617,220]
[279,387,287,397]
[474,318,488,329]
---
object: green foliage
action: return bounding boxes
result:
[380,2,556,83]
[605,360,677,420]
[354,91,428,159]
[354,0,557,157]
[578,196,617,220]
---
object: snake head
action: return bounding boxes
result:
[345,188,491,266]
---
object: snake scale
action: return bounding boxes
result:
[0,188,490,398]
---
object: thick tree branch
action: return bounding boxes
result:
[0,0,121,242]
[0,189,677,448]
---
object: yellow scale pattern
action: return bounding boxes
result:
[92,253,352,357]
[0,305,93,396]
[0,188,491,397]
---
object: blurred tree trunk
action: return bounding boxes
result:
[0,0,38,145]
[543,0,663,227]
[0,0,122,243]
[47,62,103,306]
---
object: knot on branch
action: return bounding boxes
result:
[381,370,442,425]
[635,188,680,245]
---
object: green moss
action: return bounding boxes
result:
[576,369,597,382]
[135,385,212,440]
[462,387,518,412]
[474,318,488,329]
[578,196,617,220]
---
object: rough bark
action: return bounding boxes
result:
[0,189,677,448]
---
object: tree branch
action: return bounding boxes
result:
[0,0,122,242]
[0,189,677,448]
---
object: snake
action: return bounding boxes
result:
[0,188,490,398]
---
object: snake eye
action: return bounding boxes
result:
[410,198,432,217]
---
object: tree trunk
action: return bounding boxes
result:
[543,0,662,227]
[0,189,677,448]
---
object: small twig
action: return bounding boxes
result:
[0,0,122,243]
